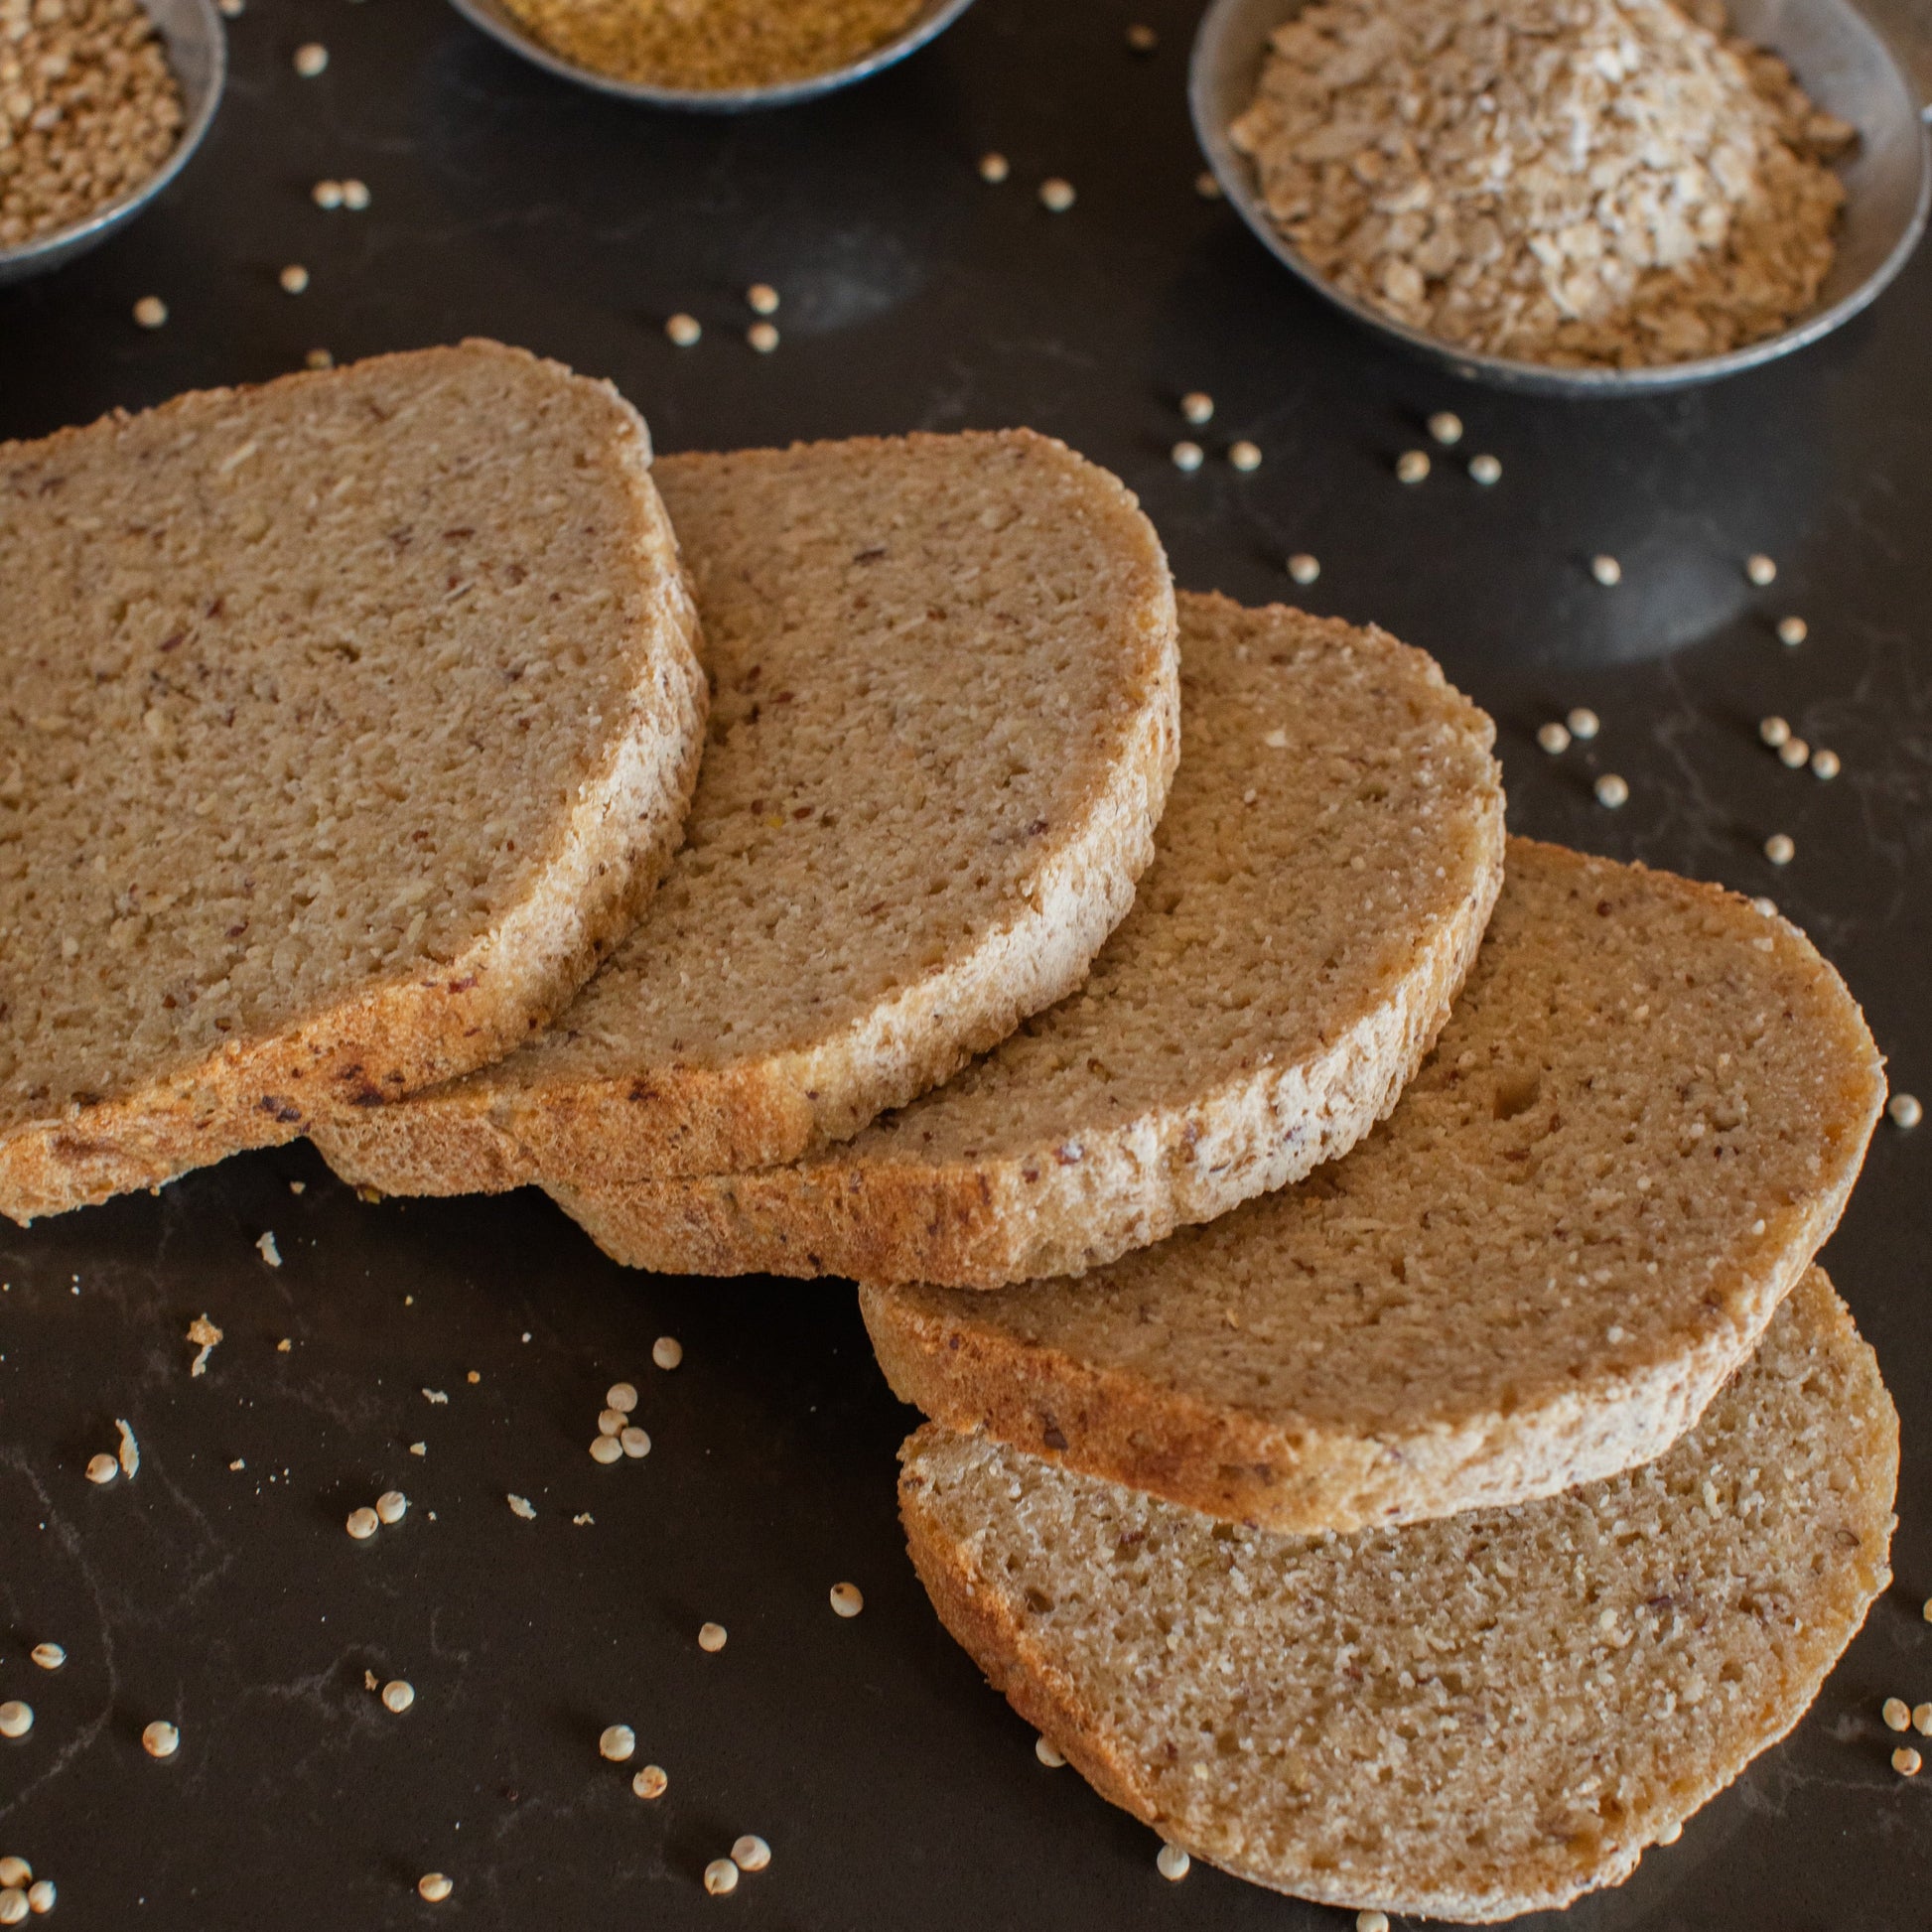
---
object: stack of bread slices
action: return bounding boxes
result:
[3,345,1895,1922]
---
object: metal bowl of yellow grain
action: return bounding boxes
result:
[446,0,979,111]
[0,0,225,288]
[1190,0,1931,395]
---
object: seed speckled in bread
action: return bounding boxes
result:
[555,593,1504,1284]
[0,341,705,1223]
[867,840,1885,1531]
[312,432,1178,1195]
[899,1269,1896,1922]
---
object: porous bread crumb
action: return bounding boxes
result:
[1230,0,1856,369]
[497,0,924,90]
[899,1272,1897,1922]
[0,0,184,249]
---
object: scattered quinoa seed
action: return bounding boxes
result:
[293,43,329,77]
[342,179,370,210]
[1884,1697,1912,1730]
[1764,833,1795,865]
[142,1719,179,1758]
[1194,169,1222,199]
[746,283,779,315]
[30,1644,64,1671]
[1035,1735,1065,1767]
[346,1506,379,1540]
[1776,616,1808,646]
[1228,439,1262,472]
[1537,722,1572,755]
[1759,715,1790,748]
[633,1763,668,1800]
[665,313,702,346]
[0,1702,31,1739]
[1468,452,1502,484]
[133,295,168,329]
[1894,1746,1922,1776]
[652,1336,683,1370]
[382,1680,415,1714]
[978,151,1010,184]
[1171,440,1204,473]
[731,1835,771,1872]
[0,1893,23,1926]
[600,1724,636,1762]
[1567,707,1600,740]
[829,1582,864,1617]
[1395,449,1430,483]
[598,1408,625,1437]
[25,1880,51,1914]
[1427,410,1463,445]
[747,321,779,353]
[620,1426,650,1457]
[409,1442,426,1456]
[704,1859,739,1896]
[607,1382,638,1413]
[1751,897,1778,916]
[1745,552,1777,586]
[312,180,344,208]
[376,1490,408,1525]
[1125,23,1158,53]
[1358,1914,1391,1932]
[1179,390,1213,425]
[86,1453,118,1484]
[1914,1703,1932,1735]
[1810,747,1840,779]
[0,1867,26,1896]
[1777,736,1810,769]
[1038,177,1075,212]
[698,1621,728,1652]
[1590,553,1622,586]
[418,1872,453,1903]
[1889,1093,1922,1129]
[1287,553,1320,585]
[1157,1844,1191,1880]
[1656,1819,1683,1845]
[466,1371,480,1385]
[1594,773,1630,809]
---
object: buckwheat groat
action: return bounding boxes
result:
[866,840,1885,1530]
[312,432,1179,1195]
[900,1269,1896,1922]
[0,341,706,1220]
[558,594,1504,1286]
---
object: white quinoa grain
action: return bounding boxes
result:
[1589,553,1622,586]
[1894,1746,1922,1776]
[293,43,329,77]
[1194,169,1223,200]
[86,1452,118,1485]
[1170,440,1204,473]
[698,1621,728,1653]
[1125,23,1158,53]
[312,180,343,208]
[0,1892,24,1926]
[408,1442,426,1456]
[1536,722,1571,755]
[704,1859,739,1895]
[142,1719,179,1758]
[600,1724,636,1762]
[1228,439,1262,473]
[280,265,310,295]
[620,1426,650,1458]
[1287,552,1319,585]
[1758,715,1790,748]
[652,1336,683,1370]
[598,1408,625,1437]
[1594,773,1629,809]
[217,0,243,14]
[133,295,169,329]
[346,1506,379,1540]
[665,313,702,346]
[731,1835,770,1872]
[1035,1735,1065,1767]
[417,1872,452,1903]
[1889,1093,1922,1129]
[1884,1697,1912,1730]
[1467,452,1502,484]
[978,151,1010,184]
[1745,553,1777,586]
[1810,748,1840,779]
[1179,390,1213,425]
[1395,449,1430,483]
[1037,177,1075,212]
[1656,1819,1683,1844]
[746,283,779,315]
[587,1433,621,1464]
[829,1582,864,1617]
[30,1644,65,1671]
[26,1881,52,1915]
[1764,833,1795,865]
[1751,897,1778,917]
[0,1863,24,1890]
[1777,737,1810,769]
[0,1703,31,1739]
[1566,706,1599,740]
[747,321,779,353]
[1157,1844,1190,1880]
[1357,1913,1391,1932]
[1914,1703,1932,1735]
[1776,616,1808,646]
[382,1680,415,1714]
[1427,411,1463,446]
[633,1763,668,1800]
[607,1382,638,1413]
[341,180,370,211]
[376,1490,408,1525]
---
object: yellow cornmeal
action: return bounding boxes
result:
[500,0,927,90]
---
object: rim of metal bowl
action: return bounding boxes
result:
[0,0,226,275]
[445,0,978,110]
[1189,0,1932,396]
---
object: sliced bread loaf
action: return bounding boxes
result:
[0,341,705,1222]
[552,592,1505,1283]
[311,432,1179,1193]
[899,1268,1897,1922]
[866,839,1885,1531]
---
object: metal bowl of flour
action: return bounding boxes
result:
[0,0,224,287]
[447,0,977,110]
[1191,0,1931,394]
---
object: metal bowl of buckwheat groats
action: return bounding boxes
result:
[1191,0,1931,395]
[0,0,224,287]
[445,0,978,111]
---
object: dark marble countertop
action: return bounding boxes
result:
[2,2,1928,1926]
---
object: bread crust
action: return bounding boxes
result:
[0,342,707,1221]
[866,840,1886,1532]
[312,431,1182,1195]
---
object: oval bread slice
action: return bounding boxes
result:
[312,431,1179,1193]
[899,1268,1897,1923]
[0,341,706,1223]
[554,592,1505,1283]
[865,839,1885,1530]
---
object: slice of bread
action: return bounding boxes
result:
[0,341,705,1223]
[899,1268,1896,1923]
[311,432,1179,1193]
[866,839,1885,1531]
[552,592,1505,1283]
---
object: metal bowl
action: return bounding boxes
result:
[446,0,978,111]
[1190,0,1932,395]
[0,0,225,288]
